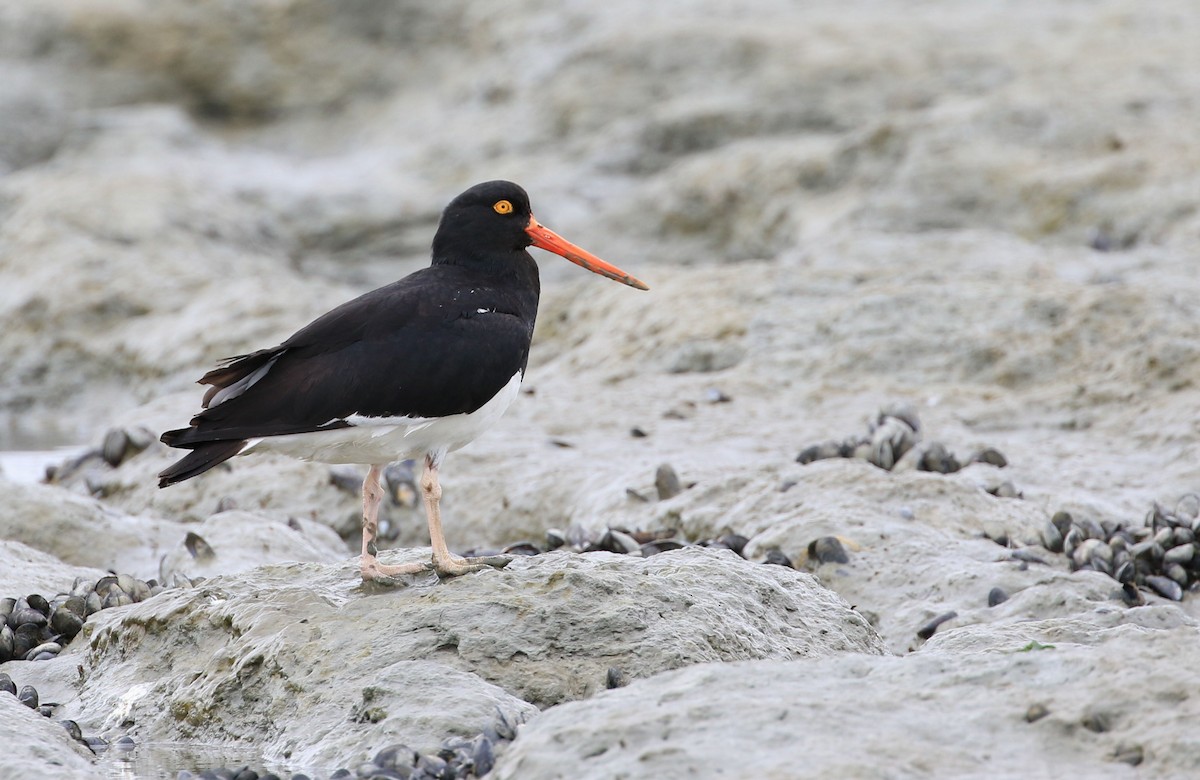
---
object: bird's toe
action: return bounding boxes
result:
[433,554,512,578]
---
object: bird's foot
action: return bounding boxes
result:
[432,552,512,578]
[360,555,433,586]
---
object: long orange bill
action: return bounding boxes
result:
[525,215,649,291]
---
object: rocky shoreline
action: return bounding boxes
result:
[4,0,1200,777]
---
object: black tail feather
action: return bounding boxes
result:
[158,440,246,487]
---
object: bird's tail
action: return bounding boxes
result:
[158,440,246,488]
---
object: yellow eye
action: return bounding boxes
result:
[493,200,514,215]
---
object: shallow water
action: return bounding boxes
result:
[98,742,305,780]
[0,448,84,484]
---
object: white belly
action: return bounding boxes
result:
[242,370,523,467]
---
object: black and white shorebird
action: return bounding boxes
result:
[158,181,648,583]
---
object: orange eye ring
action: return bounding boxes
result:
[493,200,514,215]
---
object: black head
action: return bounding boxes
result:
[432,180,534,264]
[431,180,649,290]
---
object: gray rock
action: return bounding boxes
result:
[157,510,347,581]
[0,696,95,779]
[0,478,189,579]
[495,618,1200,779]
[36,548,878,766]
[0,540,108,599]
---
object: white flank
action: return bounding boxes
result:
[242,370,523,466]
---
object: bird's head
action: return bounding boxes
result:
[434,180,648,290]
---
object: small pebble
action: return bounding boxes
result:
[102,590,134,610]
[101,428,135,467]
[62,595,87,619]
[10,606,49,628]
[762,549,794,568]
[1024,703,1050,723]
[471,735,496,776]
[969,447,1008,468]
[714,534,749,556]
[50,607,84,638]
[1081,709,1112,734]
[1177,493,1200,521]
[26,594,50,616]
[916,611,958,640]
[1040,520,1064,553]
[18,685,38,709]
[1145,575,1183,601]
[654,464,683,500]
[917,442,961,474]
[185,532,217,561]
[1111,744,1144,767]
[606,667,626,689]
[795,444,826,465]
[1010,549,1047,565]
[592,529,641,556]
[808,536,850,565]
[1164,543,1194,565]
[1119,582,1145,607]
[0,672,16,695]
[629,426,648,438]
[13,623,41,657]
[704,387,731,403]
[60,719,84,743]
[25,641,62,661]
[988,481,1021,499]
[114,735,136,750]
[544,528,567,550]
[641,539,687,556]
[500,541,540,557]
[987,587,1009,607]
[374,744,417,770]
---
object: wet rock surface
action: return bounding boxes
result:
[5,551,876,774]
[494,617,1197,779]
[3,0,1200,777]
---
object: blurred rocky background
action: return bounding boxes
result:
[2,0,1199,778]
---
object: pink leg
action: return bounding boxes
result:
[421,455,511,577]
[360,464,431,583]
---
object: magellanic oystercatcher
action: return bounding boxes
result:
[158,181,648,583]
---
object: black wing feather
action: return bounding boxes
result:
[161,264,537,449]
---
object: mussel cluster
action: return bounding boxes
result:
[1,573,165,662]
[1046,496,1200,602]
[796,404,1008,476]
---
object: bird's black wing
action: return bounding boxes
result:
[161,266,535,448]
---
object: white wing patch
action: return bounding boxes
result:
[207,355,281,408]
